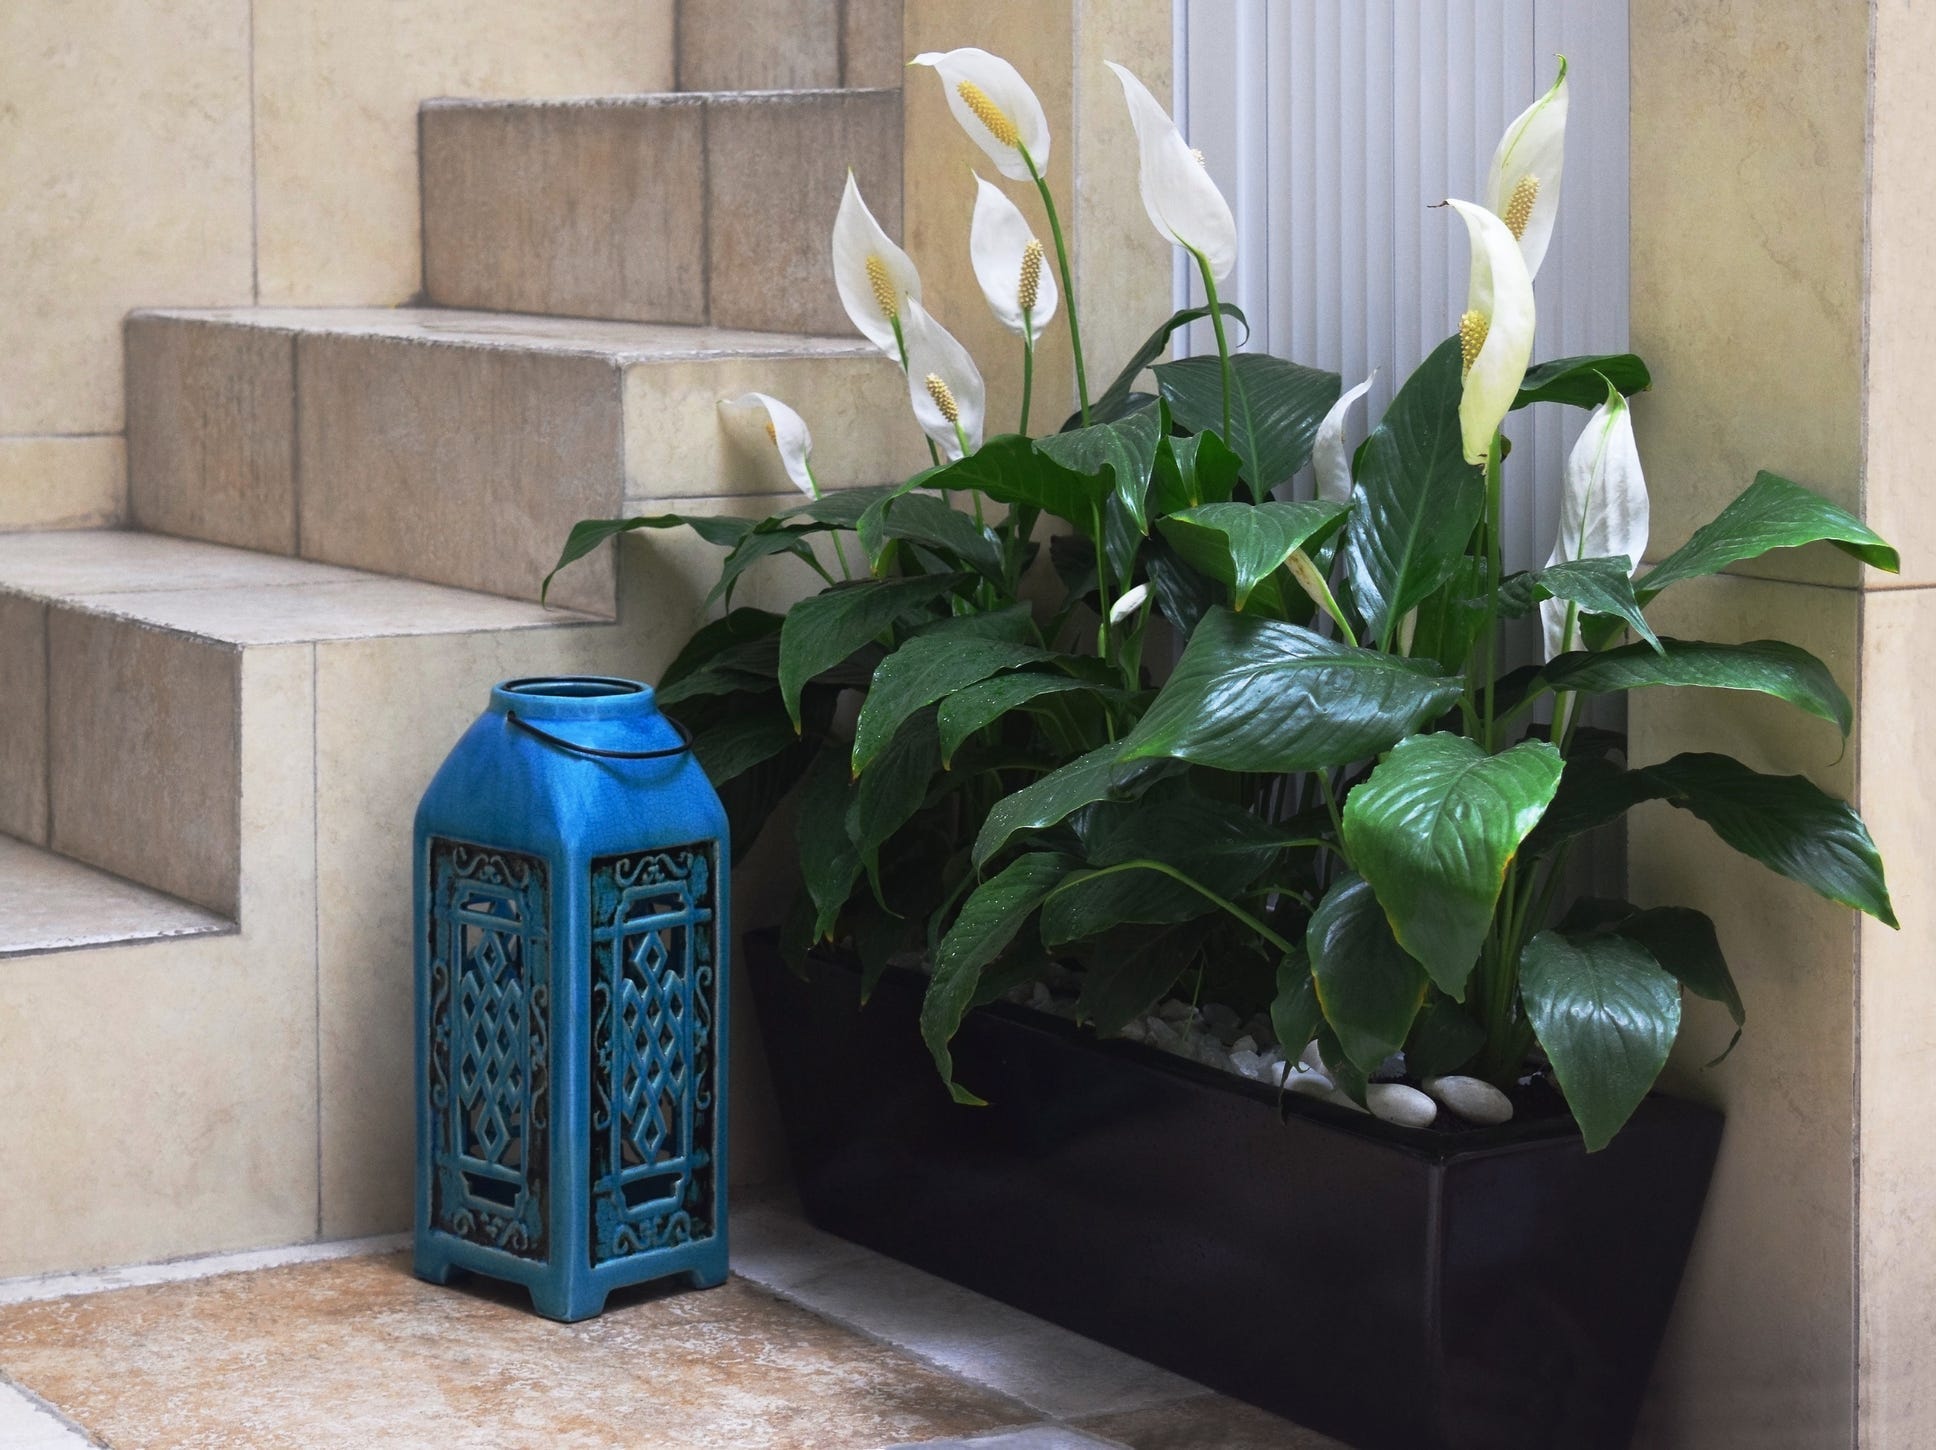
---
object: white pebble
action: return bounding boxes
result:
[1028,982,1054,1011]
[1264,1060,1291,1085]
[1259,1046,1285,1067]
[1118,1019,1147,1043]
[1324,1086,1370,1114]
[1193,1037,1231,1069]
[1366,1082,1438,1129]
[1285,1070,1335,1100]
[1144,1018,1179,1050]
[1158,999,1195,1022]
[1298,1041,1326,1074]
[1231,1035,1258,1056]
[1228,1048,1266,1080]
[1201,1003,1242,1037]
[1423,1075,1515,1126]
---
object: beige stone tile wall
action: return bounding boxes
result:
[0,441,125,532]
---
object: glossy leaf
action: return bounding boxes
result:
[1539,638,1852,736]
[1343,337,1487,645]
[776,575,962,727]
[1270,956,1322,1062]
[1404,997,1488,1079]
[660,607,783,694]
[1122,609,1464,775]
[1150,430,1245,516]
[1342,735,1563,998]
[1607,905,1745,1035]
[936,673,1092,766]
[1522,754,1652,857]
[1155,353,1342,493]
[925,433,1107,531]
[974,743,1174,867]
[1307,875,1431,1072]
[1091,304,1249,421]
[1495,556,1661,652]
[924,853,1076,1102]
[1073,919,1211,1036]
[689,707,799,786]
[1640,753,1896,925]
[1157,501,1349,608]
[1520,928,1681,1151]
[1036,405,1166,536]
[863,491,1005,581]
[852,635,1053,776]
[1512,353,1652,409]
[708,524,836,607]
[1639,471,1899,597]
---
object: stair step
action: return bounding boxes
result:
[0,529,604,916]
[126,308,924,615]
[0,835,231,958]
[420,88,901,336]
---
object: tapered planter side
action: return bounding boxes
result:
[745,932,1721,1450]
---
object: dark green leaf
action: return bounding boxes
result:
[794,747,862,941]
[1522,754,1653,856]
[1343,336,1486,645]
[1512,353,1653,409]
[1609,906,1744,1031]
[1496,556,1662,652]
[660,608,783,694]
[1539,638,1852,736]
[1520,928,1682,1150]
[1341,735,1564,999]
[925,433,1107,531]
[1405,997,1488,1078]
[865,492,1005,581]
[1271,955,1322,1061]
[936,673,1093,766]
[924,853,1076,1102]
[1155,353,1342,493]
[1150,430,1245,516]
[1307,875,1431,1071]
[852,635,1053,775]
[1074,919,1211,1036]
[973,743,1174,867]
[776,575,963,727]
[1036,405,1166,537]
[1093,304,1248,420]
[1639,471,1899,596]
[1143,536,1220,637]
[1157,501,1349,608]
[846,710,942,888]
[1639,753,1896,925]
[689,707,799,785]
[543,512,752,603]
[1121,609,1464,774]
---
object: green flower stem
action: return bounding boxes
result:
[1022,146,1090,428]
[1551,600,1582,746]
[1480,432,1505,751]
[1089,500,1113,667]
[1018,323,1035,435]
[802,462,853,581]
[1194,250,1235,444]
[892,314,943,473]
[1044,858,1297,957]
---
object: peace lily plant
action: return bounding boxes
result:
[550,53,1897,1152]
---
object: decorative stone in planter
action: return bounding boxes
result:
[747,933,1721,1450]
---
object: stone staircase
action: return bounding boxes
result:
[0,1,914,1278]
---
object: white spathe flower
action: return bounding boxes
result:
[1542,384,1649,659]
[1485,57,1569,281]
[970,174,1058,342]
[1447,198,1536,466]
[1313,372,1377,504]
[912,48,1051,182]
[832,171,923,360]
[1106,61,1237,285]
[902,297,986,461]
[720,392,817,497]
[1108,582,1150,626]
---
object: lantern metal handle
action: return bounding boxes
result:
[505,710,695,761]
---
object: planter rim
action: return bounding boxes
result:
[783,939,1718,1166]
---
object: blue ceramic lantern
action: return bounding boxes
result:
[412,675,729,1320]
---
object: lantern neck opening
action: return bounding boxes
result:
[490,676,658,722]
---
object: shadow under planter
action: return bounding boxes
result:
[745,932,1722,1450]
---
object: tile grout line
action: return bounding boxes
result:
[39,601,52,847]
[311,642,323,1242]
[247,0,259,304]
[289,334,302,556]
[0,1369,103,1448]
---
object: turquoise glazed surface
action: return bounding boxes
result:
[412,676,730,1320]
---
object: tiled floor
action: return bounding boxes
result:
[0,1202,1347,1449]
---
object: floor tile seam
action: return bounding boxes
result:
[0,920,237,964]
[731,1270,1051,1427]
[0,1370,107,1447]
[18,591,600,650]
[0,1234,410,1306]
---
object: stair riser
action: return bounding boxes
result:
[127,314,925,614]
[0,597,241,916]
[675,0,903,91]
[421,89,902,336]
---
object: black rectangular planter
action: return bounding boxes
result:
[746,932,1722,1450]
